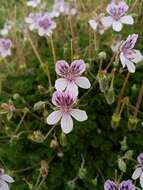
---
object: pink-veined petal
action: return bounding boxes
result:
[55,78,68,91]
[75,76,91,89]
[55,60,69,76]
[88,20,98,30]
[47,110,62,125]
[120,52,126,68]
[1,175,14,183]
[70,109,88,122]
[132,167,142,180]
[140,172,143,188]
[0,181,9,190]
[120,15,134,25]
[132,50,143,63]
[70,59,86,75]
[112,21,122,32]
[66,82,78,97]
[101,16,113,28]
[61,113,73,134]
[125,59,136,73]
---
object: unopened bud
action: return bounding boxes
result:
[40,160,48,177]
[67,180,76,190]
[78,167,87,179]
[128,115,139,130]
[105,87,115,105]
[97,71,109,93]
[98,51,106,60]
[28,131,45,143]
[60,132,67,147]
[111,113,121,128]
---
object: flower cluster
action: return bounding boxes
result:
[104,180,135,190]
[47,60,91,134]
[25,12,56,36]
[0,38,12,58]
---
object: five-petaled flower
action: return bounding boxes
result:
[132,153,143,188]
[104,179,135,190]
[55,60,91,96]
[27,0,41,7]
[89,14,106,35]
[0,38,12,58]
[102,1,134,32]
[25,12,56,36]
[119,34,143,73]
[46,91,88,134]
[0,168,14,190]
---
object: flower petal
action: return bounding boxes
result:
[89,20,98,30]
[132,167,142,180]
[0,181,9,190]
[61,113,73,134]
[121,15,134,25]
[70,59,86,75]
[125,59,136,73]
[66,82,78,97]
[101,16,113,28]
[55,60,69,76]
[1,175,14,183]
[113,21,122,32]
[55,78,68,91]
[70,109,88,122]
[140,172,143,188]
[47,110,62,125]
[75,76,91,89]
[120,52,126,68]
[132,50,143,63]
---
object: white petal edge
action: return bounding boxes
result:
[132,167,142,180]
[61,113,73,134]
[66,82,78,97]
[101,16,113,28]
[140,172,143,188]
[120,52,126,68]
[112,21,123,32]
[75,76,91,89]
[89,20,98,30]
[70,109,88,122]
[55,78,68,91]
[121,15,134,25]
[125,59,136,73]
[132,50,143,63]
[1,175,14,183]
[47,110,62,125]
[0,181,9,190]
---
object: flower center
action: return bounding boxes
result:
[39,18,51,30]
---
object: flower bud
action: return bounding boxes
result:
[111,113,121,128]
[78,167,87,179]
[98,51,107,60]
[105,87,115,105]
[97,71,109,93]
[128,116,139,130]
[28,131,45,143]
[67,180,76,190]
[40,160,48,177]
[60,132,67,147]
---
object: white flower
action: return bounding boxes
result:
[119,34,143,73]
[47,91,88,134]
[0,168,14,190]
[102,1,134,32]
[132,153,143,188]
